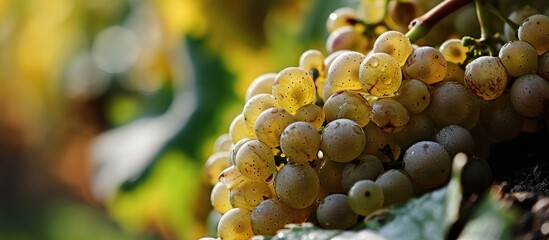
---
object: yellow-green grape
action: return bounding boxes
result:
[348,180,384,216]
[280,122,321,163]
[391,112,436,151]
[322,51,366,100]
[464,56,508,101]
[403,141,451,188]
[499,40,539,77]
[341,154,384,192]
[443,62,465,84]
[370,98,410,133]
[229,114,255,143]
[275,163,320,209]
[375,169,413,207]
[326,7,358,33]
[235,139,276,183]
[217,208,254,240]
[273,67,316,114]
[394,79,431,113]
[318,159,346,194]
[211,182,232,214]
[324,50,351,70]
[250,199,296,236]
[362,123,402,162]
[372,30,413,66]
[427,81,474,125]
[214,133,233,153]
[518,14,549,54]
[205,151,231,185]
[357,0,388,25]
[510,74,549,118]
[321,119,366,163]
[316,194,358,229]
[229,138,252,165]
[254,108,295,148]
[480,92,524,141]
[326,26,368,54]
[384,0,422,32]
[404,46,447,85]
[294,103,325,130]
[315,76,327,100]
[435,125,475,158]
[243,93,279,132]
[218,165,247,190]
[439,39,469,64]
[229,179,273,211]
[539,51,549,80]
[359,52,402,97]
[323,90,371,127]
[245,73,277,102]
[299,49,326,76]
[503,5,539,41]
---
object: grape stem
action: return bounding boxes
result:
[405,0,473,43]
[474,0,497,56]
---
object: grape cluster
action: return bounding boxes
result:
[204,2,549,239]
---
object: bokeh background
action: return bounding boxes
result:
[0,0,352,239]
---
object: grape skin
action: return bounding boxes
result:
[498,40,538,77]
[404,46,447,85]
[403,141,451,188]
[435,125,475,158]
[439,39,469,64]
[326,7,358,33]
[280,122,321,163]
[394,79,431,113]
[251,199,308,236]
[229,114,255,143]
[518,14,549,54]
[299,49,326,76]
[205,151,231,185]
[211,182,232,214]
[510,74,549,118]
[375,169,413,207]
[370,98,410,133]
[273,67,316,114]
[326,26,368,53]
[359,52,402,97]
[254,108,295,148]
[235,139,276,183]
[275,162,320,209]
[294,103,325,130]
[217,208,254,240]
[341,154,384,192]
[479,92,524,141]
[348,180,384,216]
[229,179,273,211]
[427,81,474,125]
[316,194,358,229]
[245,73,277,102]
[320,119,366,163]
[372,30,413,66]
[323,90,371,127]
[323,51,366,100]
[318,159,346,194]
[243,94,279,133]
[539,51,549,80]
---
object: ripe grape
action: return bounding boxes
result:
[348,180,384,216]
[294,103,325,130]
[326,8,358,33]
[518,14,549,54]
[275,162,320,209]
[243,94,279,133]
[323,51,365,100]
[503,5,539,41]
[205,151,231,185]
[510,74,549,118]
[251,199,306,236]
[235,139,276,183]
[211,182,232,214]
[404,46,447,85]
[435,125,475,158]
[229,179,273,211]
[362,122,402,162]
[375,169,413,207]
[280,122,321,163]
[326,26,368,53]
[391,112,436,150]
[341,154,384,192]
[461,155,493,195]
[323,90,371,126]
[427,81,474,125]
[498,40,538,77]
[217,208,254,240]
[385,0,421,32]
[245,73,277,101]
[539,51,549,80]
[229,138,252,165]
[370,98,410,133]
[214,133,233,153]
[480,92,524,141]
[272,67,316,114]
[229,114,255,143]
[443,62,465,84]
[357,0,387,24]
[254,108,295,148]
[299,49,326,76]
[372,30,413,66]
[318,159,346,194]
[394,79,431,113]
[439,39,469,64]
[321,119,366,163]
[218,165,247,190]
[359,52,402,97]
[403,141,451,188]
[316,194,358,229]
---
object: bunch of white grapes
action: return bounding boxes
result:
[203,3,549,240]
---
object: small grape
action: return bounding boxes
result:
[359,52,402,97]
[518,14,549,54]
[211,182,232,214]
[229,114,255,143]
[404,46,447,85]
[326,7,358,33]
[316,194,358,229]
[341,154,384,192]
[503,5,539,41]
[323,51,366,100]
[254,108,295,148]
[403,141,451,188]
[384,0,421,32]
[275,162,320,209]
[299,49,326,77]
[443,62,465,84]
[391,112,436,150]
[205,151,231,185]
[538,51,549,80]
[427,81,474,125]
[348,180,384,216]
[321,119,366,163]
[245,73,277,101]
[280,122,321,163]
[294,103,325,130]
[218,165,246,190]
[318,159,346,194]
[229,179,273,211]
[510,74,549,118]
[480,92,524,141]
[461,155,492,195]
[375,169,413,207]
[214,133,233,153]
[235,139,276,183]
[370,98,410,133]
[439,39,469,64]
[323,90,371,126]
[218,208,254,240]
[243,94,279,133]
[273,67,316,114]
[498,40,538,77]
[326,26,368,53]
[357,0,387,24]
[394,79,431,113]
[229,138,252,165]
[372,30,413,66]
[362,123,402,162]
[251,199,305,236]
[435,125,475,158]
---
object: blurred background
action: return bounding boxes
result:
[0,0,351,239]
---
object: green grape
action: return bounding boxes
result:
[394,79,431,113]
[372,30,413,66]
[357,0,388,25]
[217,208,254,240]
[443,62,465,84]
[503,5,539,41]
[384,0,422,32]
[341,154,384,192]
[348,180,384,216]
[275,162,320,209]
[229,138,252,165]
[254,108,295,148]
[539,51,549,80]
[375,169,413,207]
[435,125,475,158]
[480,92,524,141]
[461,155,493,195]
[218,165,247,190]
[404,46,447,85]
[321,119,366,163]
[245,73,277,102]
[205,151,231,185]
[235,139,276,183]
[273,67,316,114]
[427,81,475,125]
[322,51,366,100]
[318,159,346,194]
[280,122,321,163]
[326,26,368,53]
[403,141,451,188]
[362,123,402,162]
[316,194,358,229]
[370,98,410,133]
[229,114,255,143]
[243,93,279,133]
[510,74,549,118]
[391,112,436,150]
[324,50,351,70]
[323,90,371,126]
[326,7,358,33]
[211,182,232,214]
[299,49,326,76]
[439,39,469,64]
[499,40,538,77]
[294,103,325,130]
[359,52,402,97]
[251,199,308,236]
[518,14,549,54]
[229,179,273,211]
[214,133,233,153]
